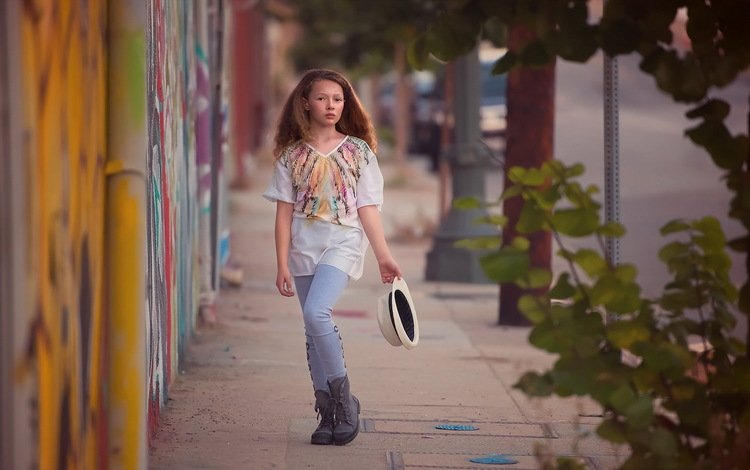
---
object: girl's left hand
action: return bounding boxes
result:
[378,256,402,284]
[276,267,295,297]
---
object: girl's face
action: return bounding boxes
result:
[303,79,345,129]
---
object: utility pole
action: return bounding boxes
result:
[425,48,495,283]
[603,0,621,326]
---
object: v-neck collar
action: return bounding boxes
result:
[305,135,348,156]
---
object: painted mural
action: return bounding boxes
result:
[18,0,108,469]
[146,0,200,437]
[4,0,234,468]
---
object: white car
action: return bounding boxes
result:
[479,47,508,139]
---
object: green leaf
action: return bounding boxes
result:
[508,166,546,186]
[500,185,523,200]
[529,322,567,353]
[659,292,690,311]
[481,17,507,48]
[551,208,599,237]
[685,120,743,170]
[519,294,548,324]
[550,360,596,395]
[660,219,690,236]
[614,264,638,283]
[728,235,750,253]
[591,275,641,314]
[609,384,637,412]
[658,241,690,264]
[601,18,641,55]
[685,99,730,121]
[572,249,608,277]
[517,201,547,233]
[739,282,750,314]
[703,251,731,273]
[590,275,619,306]
[407,36,430,70]
[520,40,552,67]
[491,50,517,75]
[642,343,693,377]
[565,163,586,178]
[596,419,628,444]
[550,273,576,299]
[425,10,482,62]
[607,321,651,349]
[454,236,501,250]
[480,248,530,283]
[514,371,554,396]
[669,380,699,401]
[609,282,642,314]
[551,24,599,63]
[692,216,725,251]
[453,196,482,209]
[624,396,653,429]
[473,214,508,227]
[511,236,530,251]
[646,428,678,458]
[556,457,587,470]
[598,222,626,238]
[518,268,553,289]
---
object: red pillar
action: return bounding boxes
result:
[499,25,555,325]
[230,0,266,188]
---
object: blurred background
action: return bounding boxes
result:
[1,1,747,469]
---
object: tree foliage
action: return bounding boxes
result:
[462,162,749,468]
[273,0,443,74]
[420,1,750,467]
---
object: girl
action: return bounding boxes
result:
[263,69,401,446]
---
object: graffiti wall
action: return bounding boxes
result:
[2,0,238,468]
[147,0,207,436]
[18,1,108,469]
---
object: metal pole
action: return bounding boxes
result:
[1,1,33,468]
[209,0,225,291]
[107,1,149,467]
[425,48,496,283]
[603,52,621,268]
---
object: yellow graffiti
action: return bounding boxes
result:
[20,0,107,469]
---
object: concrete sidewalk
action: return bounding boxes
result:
[149,160,623,470]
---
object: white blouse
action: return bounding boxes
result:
[262,135,384,280]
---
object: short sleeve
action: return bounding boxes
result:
[262,159,295,204]
[356,149,384,209]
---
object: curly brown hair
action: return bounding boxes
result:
[273,69,377,158]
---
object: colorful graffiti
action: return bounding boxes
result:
[18,0,108,469]
[147,0,200,437]
[4,0,235,467]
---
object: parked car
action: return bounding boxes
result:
[479,47,508,140]
[409,71,444,168]
[376,48,508,170]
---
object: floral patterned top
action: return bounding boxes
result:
[263,135,384,279]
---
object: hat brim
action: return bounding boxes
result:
[377,293,402,347]
[390,278,419,349]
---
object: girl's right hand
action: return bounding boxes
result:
[276,268,295,297]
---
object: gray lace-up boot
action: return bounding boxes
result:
[329,375,360,445]
[311,390,335,445]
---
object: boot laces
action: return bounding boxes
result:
[315,401,334,426]
[334,397,351,425]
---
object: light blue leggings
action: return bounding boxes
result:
[294,264,349,392]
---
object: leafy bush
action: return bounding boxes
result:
[461,161,749,469]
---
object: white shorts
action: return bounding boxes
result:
[289,217,368,280]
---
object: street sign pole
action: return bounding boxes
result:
[603,50,621,270]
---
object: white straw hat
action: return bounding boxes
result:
[376,277,419,349]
